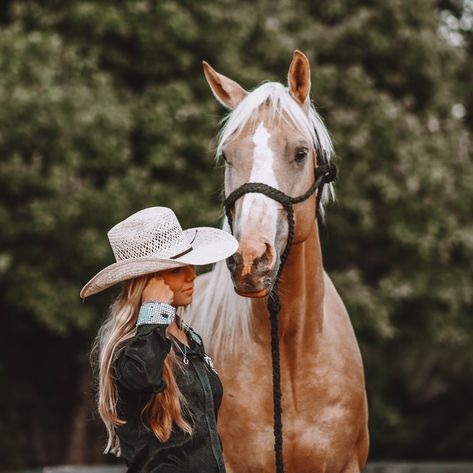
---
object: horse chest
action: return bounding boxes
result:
[218,349,362,473]
[284,406,359,473]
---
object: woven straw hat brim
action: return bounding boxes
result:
[80,227,238,298]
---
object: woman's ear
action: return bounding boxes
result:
[288,50,311,109]
[202,61,248,110]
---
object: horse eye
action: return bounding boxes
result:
[294,148,308,163]
[221,151,232,166]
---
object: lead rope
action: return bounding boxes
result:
[224,154,337,473]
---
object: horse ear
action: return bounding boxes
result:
[288,50,311,106]
[202,61,248,110]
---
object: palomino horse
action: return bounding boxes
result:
[186,50,369,473]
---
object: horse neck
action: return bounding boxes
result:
[252,220,325,347]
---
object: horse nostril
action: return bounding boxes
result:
[253,242,276,273]
[226,252,243,273]
[264,242,276,268]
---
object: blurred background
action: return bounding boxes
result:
[0,0,472,470]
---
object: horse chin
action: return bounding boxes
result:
[234,287,270,298]
[232,275,275,298]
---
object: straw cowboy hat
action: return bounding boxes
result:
[80,207,238,298]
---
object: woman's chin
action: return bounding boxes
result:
[174,294,193,307]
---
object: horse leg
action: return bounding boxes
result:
[340,457,361,473]
[341,423,369,473]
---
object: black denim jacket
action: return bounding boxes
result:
[115,320,226,473]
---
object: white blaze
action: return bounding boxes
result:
[238,122,279,238]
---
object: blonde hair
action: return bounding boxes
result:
[91,274,192,456]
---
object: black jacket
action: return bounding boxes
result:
[115,320,226,473]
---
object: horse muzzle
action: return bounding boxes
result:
[226,239,277,298]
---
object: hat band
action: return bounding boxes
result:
[169,230,198,260]
[170,246,193,259]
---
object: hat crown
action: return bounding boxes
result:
[108,207,191,262]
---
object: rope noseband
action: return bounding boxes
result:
[223,152,337,473]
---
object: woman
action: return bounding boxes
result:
[80,206,238,473]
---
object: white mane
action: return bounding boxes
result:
[184,81,335,357]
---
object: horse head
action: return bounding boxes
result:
[203,51,334,298]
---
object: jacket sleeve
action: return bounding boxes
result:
[115,323,172,393]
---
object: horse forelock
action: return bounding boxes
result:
[216,81,335,213]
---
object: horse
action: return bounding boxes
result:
[185,50,369,473]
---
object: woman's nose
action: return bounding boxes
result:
[186,265,196,281]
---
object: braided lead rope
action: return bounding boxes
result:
[223,160,337,473]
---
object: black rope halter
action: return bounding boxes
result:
[223,151,337,473]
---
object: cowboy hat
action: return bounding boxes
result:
[80,207,238,298]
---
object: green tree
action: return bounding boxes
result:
[0,0,471,467]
